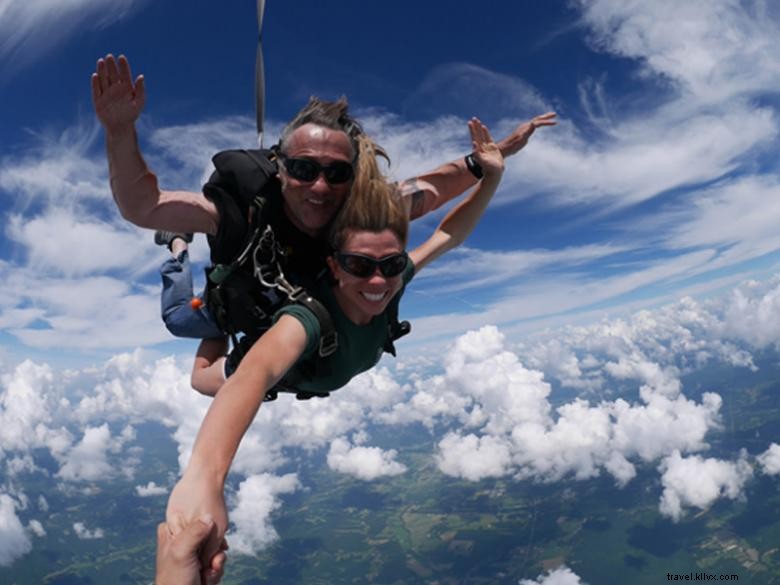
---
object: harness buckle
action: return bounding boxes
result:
[318,331,338,357]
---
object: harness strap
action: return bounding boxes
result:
[383,290,411,357]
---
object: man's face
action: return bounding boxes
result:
[278,124,354,237]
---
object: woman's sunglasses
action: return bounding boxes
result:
[278,154,354,185]
[335,252,409,278]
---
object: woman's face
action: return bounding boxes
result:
[328,229,406,323]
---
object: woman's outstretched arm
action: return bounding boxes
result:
[408,118,503,272]
[409,114,555,272]
[166,315,308,567]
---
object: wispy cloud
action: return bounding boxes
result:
[577,0,780,102]
[0,0,149,72]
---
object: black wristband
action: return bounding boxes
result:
[464,153,484,179]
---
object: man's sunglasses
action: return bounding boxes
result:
[278,154,354,185]
[335,252,409,278]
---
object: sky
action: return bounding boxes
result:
[2,0,780,580]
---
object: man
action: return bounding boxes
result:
[94,52,554,570]
[92,53,553,364]
[92,53,550,250]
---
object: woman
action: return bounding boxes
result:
[167,117,509,565]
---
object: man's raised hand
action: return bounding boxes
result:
[497,111,557,158]
[91,54,146,134]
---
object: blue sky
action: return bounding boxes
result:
[3,2,780,578]
[2,0,780,369]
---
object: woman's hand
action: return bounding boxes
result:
[91,54,146,134]
[166,470,228,572]
[468,118,505,179]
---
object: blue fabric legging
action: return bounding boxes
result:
[160,250,222,339]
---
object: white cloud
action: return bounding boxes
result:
[413,244,626,295]
[520,566,588,585]
[56,424,125,482]
[72,521,105,540]
[658,450,753,522]
[135,481,168,497]
[5,455,38,477]
[512,105,777,210]
[0,124,108,206]
[757,443,780,476]
[149,116,265,189]
[7,210,153,277]
[436,433,513,481]
[326,437,406,480]
[0,0,149,71]
[1,271,780,558]
[228,473,300,556]
[0,494,32,567]
[3,275,166,350]
[0,360,72,458]
[720,278,780,349]
[394,325,725,488]
[577,0,780,102]
[27,519,46,537]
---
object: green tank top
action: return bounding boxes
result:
[274,262,415,393]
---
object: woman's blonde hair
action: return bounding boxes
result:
[329,134,409,250]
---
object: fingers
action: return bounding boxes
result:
[117,54,132,85]
[468,117,494,149]
[176,515,215,552]
[135,74,146,108]
[94,55,117,95]
[199,522,225,573]
[95,57,107,94]
[106,54,120,86]
[90,73,101,104]
[530,111,557,128]
[93,53,142,97]
[204,550,228,585]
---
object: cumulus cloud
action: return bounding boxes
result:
[1,269,780,563]
[326,436,406,480]
[390,326,723,492]
[720,278,780,349]
[436,433,513,481]
[72,522,105,540]
[520,566,588,585]
[0,360,72,459]
[0,494,32,567]
[135,481,168,497]
[658,450,753,522]
[757,443,780,476]
[56,424,127,482]
[228,473,300,556]
[27,520,46,537]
